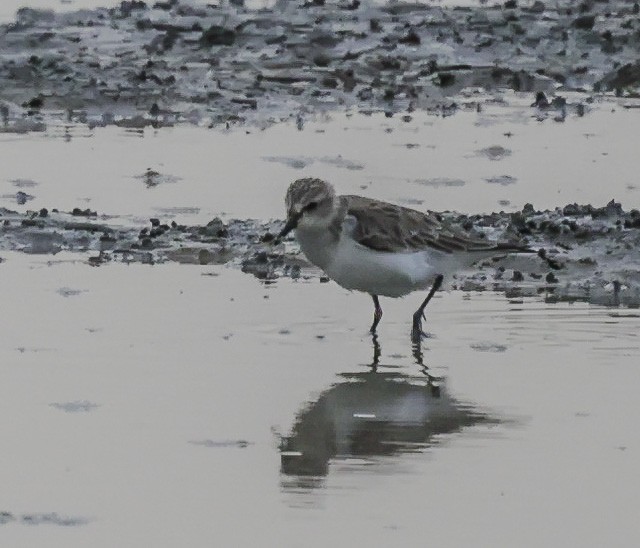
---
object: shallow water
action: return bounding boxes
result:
[1,91,640,545]
[0,252,638,546]
[2,101,639,227]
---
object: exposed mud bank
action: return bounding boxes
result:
[1,0,640,130]
[2,199,639,305]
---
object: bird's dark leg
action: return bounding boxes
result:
[411,274,444,342]
[370,294,383,334]
[370,332,381,372]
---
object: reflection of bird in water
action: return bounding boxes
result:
[280,337,494,478]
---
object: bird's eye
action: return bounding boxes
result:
[305,201,318,212]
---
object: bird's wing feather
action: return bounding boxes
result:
[343,195,498,254]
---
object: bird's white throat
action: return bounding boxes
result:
[294,224,340,271]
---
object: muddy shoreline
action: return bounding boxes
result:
[1,0,640,130]
[2,198,639,306]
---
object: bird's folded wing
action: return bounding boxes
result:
[344,195,496,254]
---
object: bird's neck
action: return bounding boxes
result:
[295,220,341,271]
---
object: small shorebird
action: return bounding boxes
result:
[279,178,531,341]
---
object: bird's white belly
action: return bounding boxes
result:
[324,236,441,298]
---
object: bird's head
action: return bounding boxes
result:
[279,178,337,238]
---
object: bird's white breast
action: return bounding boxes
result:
[296,224,447,298]
[325,233,443,297]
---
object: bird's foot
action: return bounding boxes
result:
[411,310,429,343]
[411,327,428,343]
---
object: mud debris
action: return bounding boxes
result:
[1,0,640,130]
[49,400,100,413]
[1,199,640,306]
[0,511,90,527]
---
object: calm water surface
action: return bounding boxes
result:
[0,254,638,546]
[2,104,639,225]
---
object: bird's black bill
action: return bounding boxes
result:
[278,214,301,239]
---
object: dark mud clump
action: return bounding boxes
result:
[0,511,90,526]
[2,200,640,307]
[1,0,640,130]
